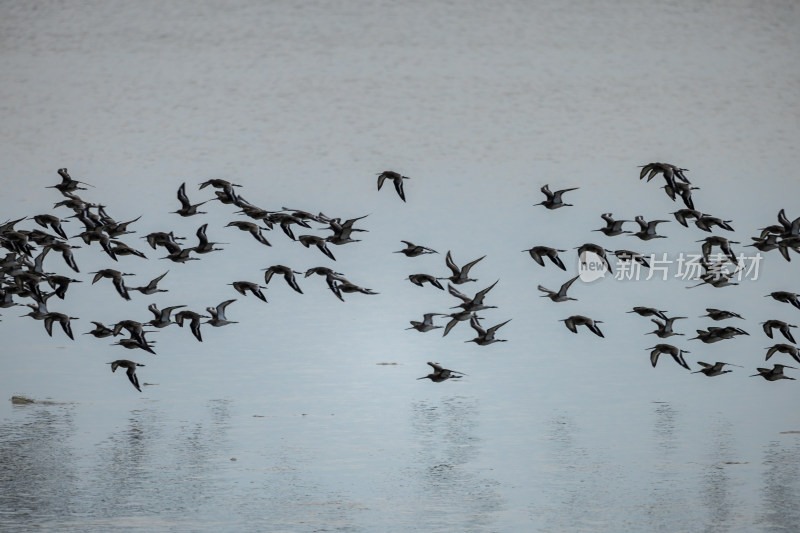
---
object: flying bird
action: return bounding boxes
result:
[172,182,209,216]
[751,364,796,381]
[49,168,93,193]
[174,310,208,342]
[406,313,446,332]
[84,321,115,338]
[230,281,268,302]
[692,361,742,376]
[206,299,238,327]
[90,269,134,300]
[627,307,668,321]
[107,360,145,392]
[700,308,743,321]
[765,344,800,363]
[672,209,702,228]
[576,243,613,274]
[538,275,580,302]
[407,273,444,290]
[335,281,378,297]
[448,280,499,312]
[647,344,691,370]
[761,319,797,343]
[466,315,511,345]
[394,240,438,257]
[130,271,170,295]
[263,265,304,294]
[417,361,465,382]
[147,303,186,328]
[560,315,604,337]
[377,171,409,202]
[695,215,734,232]
[523,246,566,270]
[43,312,78,340]
[765,291,800,310]
[699,236,740,265]
[225,221,272,247]
[192,223,226,254]
[442,251,486,283]
[593,213,632,236]
[534,184,578,209]
[639,162,690,186]
[298,234,336,260]
[614,249,650,269]
[647,316,687,338]
[632,216,669,241]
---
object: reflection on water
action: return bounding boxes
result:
[698,417,740,533]
[652,402,679,455]
[0,405,77,526]
[410,396,503,532]
[530,412,623,531]
[760,437,800,531]
[1,398,799,531]
[647,402,699,532]
[92,405,163,517]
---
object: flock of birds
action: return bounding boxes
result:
[518,162,800,382]
[1,165,799,391]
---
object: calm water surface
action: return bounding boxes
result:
[2,395,799,531]
[1,0,800,531]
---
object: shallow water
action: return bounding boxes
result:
[2,396,800,532]
[2,0,800,531]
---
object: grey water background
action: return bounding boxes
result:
[1,0,799,531]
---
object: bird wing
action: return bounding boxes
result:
[43,315,56,336]
[447,284,471,302]
[161,305,187,320]
[126,366,142,392]
[112,277,131,300]
[460,255,486,276]
[587,323,604,338]
[473,280,499,304]
[190,318,203,342]
[469,315,486,335]
[149,271,169,289]
[672,351,690,370]
[177,182,190,208]
[216,299,236,318]
[196,223,209,246]
[650,349,660,368]
[284,272,303,294]
[443,318,460,337]
[318,241,336,261]
[558,275,580,296]
[393,177,406,202]
[526,248,545,267]
[445,251,459,276]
